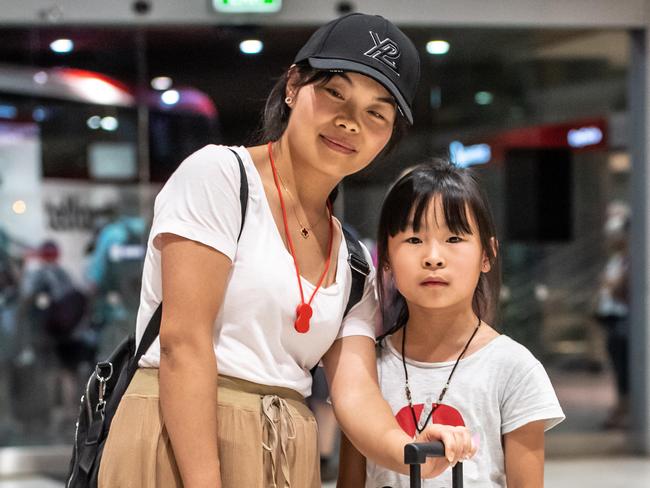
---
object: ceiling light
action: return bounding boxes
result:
[12,200,27,215]
[426,40,450,55]
[151,76,173,91]
[475,91,494,105]
[239,39,264,55]
[50,39,74,54]
[33,71,48,84]
[100,116,119,131]
[161,89,180,105]
[32,107,47,122]
[87,115,102,129]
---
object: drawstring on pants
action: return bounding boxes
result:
[261,394,297,488]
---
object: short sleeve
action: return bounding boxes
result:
[500,361,565,435]
[150,145,243,261]
[336,243,379,340]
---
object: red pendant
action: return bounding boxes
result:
[294,303,313,333]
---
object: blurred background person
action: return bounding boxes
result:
[0,226,21,442]
[84,200,147,360]
[13,240,89,439]
[595,202,630,429]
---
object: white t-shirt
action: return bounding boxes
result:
[135,144,377,397]
[366,334,565,488]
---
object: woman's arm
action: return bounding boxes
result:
[158,233,232,488]
[503,420,545,488]
[322,336,473,477]
[337,433,366,488]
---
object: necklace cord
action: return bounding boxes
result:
[277,170,327,235]
[267,141,334,310]
[401,315,482,435]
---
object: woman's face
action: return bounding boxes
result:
[284,71,396,179]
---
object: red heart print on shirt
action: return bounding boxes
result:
[395,403,465,438]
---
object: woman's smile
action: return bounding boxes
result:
[319,134,357,155]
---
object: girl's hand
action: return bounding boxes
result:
[417,424,477,478]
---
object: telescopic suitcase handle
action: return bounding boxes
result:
[404,442,463,488]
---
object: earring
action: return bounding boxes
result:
[285,96,293,106]
[383,264,391,272]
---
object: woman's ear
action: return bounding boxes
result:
[285,64,299,103]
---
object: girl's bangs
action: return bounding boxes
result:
[387,173,474,237]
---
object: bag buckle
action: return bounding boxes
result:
[95,361,113,419]
[348,253,370,277]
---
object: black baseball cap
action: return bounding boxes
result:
[294,13,420,124]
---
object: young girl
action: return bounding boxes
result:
[338,160,565,488]
[98,13,473,488]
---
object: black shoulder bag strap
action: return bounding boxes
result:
[342,226,371,317]
[132,148,249,363]
[308,227,371,376]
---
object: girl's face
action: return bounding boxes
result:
[387,196,492,314]
[284,71,396,178]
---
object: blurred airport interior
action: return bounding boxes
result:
[1,0,650,485]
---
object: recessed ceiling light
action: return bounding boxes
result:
[32,107,47,122]
[151,76,173,91]
[100,116,119,131]
[50,39,74,54]
[426,40,450,55]
[475,91,494,105]
[161,89,180,105]
[12,200,27,215]
[87,115,102,130]
[33,71,49,84]
[240,39,264,55]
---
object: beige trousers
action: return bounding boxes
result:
[98,369,320,488]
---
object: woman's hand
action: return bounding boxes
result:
[417,424,477,479]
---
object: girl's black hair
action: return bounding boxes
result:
[377,159,501,340]
[252,62,409,204]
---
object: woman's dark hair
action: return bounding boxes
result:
[253,61,409,157]
[377,159,501,338]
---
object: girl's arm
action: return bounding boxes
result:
[159,233,232,488]
[322,336,473,477]
[503,420,546,488]
[337,433,366,488]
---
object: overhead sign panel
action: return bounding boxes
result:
[212,0,282,14]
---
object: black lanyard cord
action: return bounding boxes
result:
[401,315,482,435]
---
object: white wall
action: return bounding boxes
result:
[0,0,647,27]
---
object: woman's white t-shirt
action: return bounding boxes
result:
[135,144,377,397]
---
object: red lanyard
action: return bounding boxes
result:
[267,141,334,333]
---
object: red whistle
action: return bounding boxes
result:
[294,303,313,333]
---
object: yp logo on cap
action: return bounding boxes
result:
[364,31,401,74]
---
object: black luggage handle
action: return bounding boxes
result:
[404,442,463,488]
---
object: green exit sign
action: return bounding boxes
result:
[213,0,282,13]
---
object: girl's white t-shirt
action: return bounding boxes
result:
[135,144,377,397]
[366,334,565,488]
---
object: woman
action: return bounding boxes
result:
[98,13,474,488]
